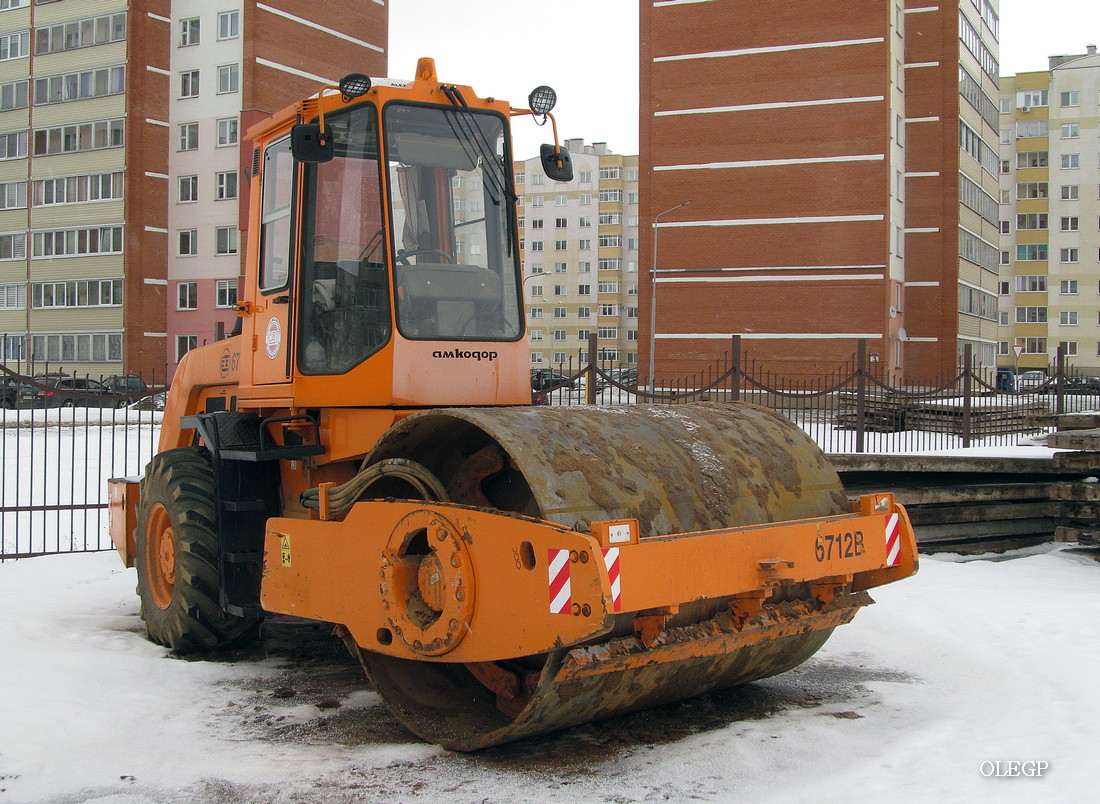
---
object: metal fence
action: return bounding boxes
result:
[539,336,1085,454]
[1,340,1088,560]
[0,365,163,561]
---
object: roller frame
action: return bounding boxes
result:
[260,492,917,664]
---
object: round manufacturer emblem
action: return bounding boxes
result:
[265,317,282,359]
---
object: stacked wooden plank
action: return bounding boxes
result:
[836,393,1049,435]
[1029,413,1100,545]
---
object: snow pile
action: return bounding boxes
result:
[1,546,1095,803]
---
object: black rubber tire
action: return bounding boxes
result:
[135,447,260,652]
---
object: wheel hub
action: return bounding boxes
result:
[145,503,176,610]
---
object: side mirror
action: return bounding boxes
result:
[540,144,573,182]
[291,122,334,163]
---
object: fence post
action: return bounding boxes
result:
[855,339,867,453]
[1055,345,1066,415]
[731,335,741,402]
[961,344,973,448]
[586,332,598,405]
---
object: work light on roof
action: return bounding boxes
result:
[528,85,557,116]
[339,73,372,101]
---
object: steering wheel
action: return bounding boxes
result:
[395,248,454,265]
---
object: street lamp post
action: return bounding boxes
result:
[648,200,692,391]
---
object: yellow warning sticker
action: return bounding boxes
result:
[280,534,291,567]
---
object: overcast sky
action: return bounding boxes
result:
[388,0,1096,160]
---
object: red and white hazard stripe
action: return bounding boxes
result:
[884,513,901,566]
[548,548,571,613]
[602,547,622,612]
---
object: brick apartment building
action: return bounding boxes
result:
[0,0,386,380]
[639,0,1002,382]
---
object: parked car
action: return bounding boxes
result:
[101,375,149,405]
[604,367,638,388]
[1053,377,1100,395]
[18,376,114,409]
[0,374,27,409]
[995,369,1015,392]
[530,369,577,391]
[1016,370,1047,390]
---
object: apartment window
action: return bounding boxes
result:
[553,285,565,296]
[998,281,1010,295]
[579,193,591,205]
[598,258,621,271]
[1061,217,1079,232]
[999,98,1012,113]
[999,312,1009,325]
[1016,213,1048,230]
[553,330,566,341]
[0,283,25,310]
[554,240,567,251]
[34,66,125,106]
[598,281,620,294]
[1000,129,1011,144]
[554,307,566,318]
[180,70,199,98]
[1016,244,1048,261]
[578,239,591,250]
[598,326,619,339]
[530,352,543,365]
[529,284,542,296]
[215,226,238,255]
[515,172,525,184]
[599,213,622,225]
[1061,280,1079,295]
[218,10,240,40]
[1060,311,1078,326]
[554,352,568,364]
[1016,275,1047,292]
[32,226,122,258]
[0,0,29,9]
[555,194,567,206]
[599,166,621,180]
[579,261,591,273]
[1017,151,1048,168]
[532,174,543,185]
[0,180,26,209]
[999,220,1010,235]
[1000,189,1011,204]
[578,307,591,318]
[579,216,592,227]
[998,160,1010,174]
[578,170,591,183]
[599,304,616,316]
[578,284,591,295]
[530,196,543,207]
[577,329,589,341]
[217,64,239,94]
[1061,123,1079,138]
[178,122,198,151]
[529,308,544,320]
[1061,91,1080,107]
[33,172,122,206]
[176,335,198,362]
[626,306,638,318]
[1018,338,1047,354]
[1016,182,1048,199]
[178,229,197,257]
[555,217,567,228]
[529,219,543,230]
[0,79,27,110]
[0,232,26,259]
[599,190,622,202]
[1015,306,1047,323]
[215,279,237,308]
[34,13,126,55]
[179,17,199,47]
[33,119,123,155]
[627,192,638,204]
[31,278,122,308]
[529,241,543,252]
[1062,154,1080,170]
[529,330,543,341]
[216,118,238,146]
[1017,89,1048,107]
[1059,341,1078,357]
[0,30,28,60]
[177,281,197,310]
[31,332,122,363]
[0,130,27,159]
[178,175,198,202]
[554,262,567,273]
[599,235,622,247]
[1016,120,1048,138]
[1061,248,1079,263]
[529,263,544,275]
[1062,185,1079,201]
[215,171,238,200]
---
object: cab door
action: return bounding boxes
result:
[251,136,297,385]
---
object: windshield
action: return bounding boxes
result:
[297,104,391,374]
[383,102,522,341]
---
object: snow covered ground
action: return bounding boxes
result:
[1,544,1095,804]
